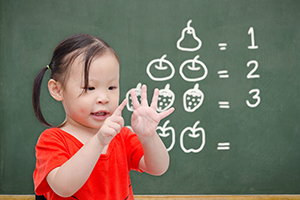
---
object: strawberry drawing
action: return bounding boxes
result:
[126,83,142,112]
[157,84,175,112]
[183,83,204,112]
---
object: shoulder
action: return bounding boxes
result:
[35,128,82,158]
[36,128,80,151]
[37,128,66,143]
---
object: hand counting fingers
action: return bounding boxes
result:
[96,99,127,146]
[129,84,175,137]
[130,84,174,119]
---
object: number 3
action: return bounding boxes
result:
[246,89,260,108]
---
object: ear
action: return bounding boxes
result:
[48,79,63,101]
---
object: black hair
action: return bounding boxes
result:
[32,34,119,127]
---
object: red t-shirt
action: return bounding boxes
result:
[33,127,144,200]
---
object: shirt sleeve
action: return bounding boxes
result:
[33,129,72,195]
[122,127,144,172]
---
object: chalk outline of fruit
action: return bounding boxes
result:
[180,121,205,153]
[183,83,204,112]
[126,83,142,112]
[146,54,175,81]
[157,120,175,152]
[157,84,175,112]
[176,19,202,52]
[179,55,208,82]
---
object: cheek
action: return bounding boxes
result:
[111,94,120,110]
[78,106,88,115]
[69,97,91,115]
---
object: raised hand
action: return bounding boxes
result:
[96,99,127,146]
[130,84,174,139]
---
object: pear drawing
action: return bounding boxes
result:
[177,20,202,52]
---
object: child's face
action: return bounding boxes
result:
[61,52,120,131]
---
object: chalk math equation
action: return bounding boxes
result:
[125,19,260,154]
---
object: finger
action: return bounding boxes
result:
[150,88,159,110]
[108,117,124,132]
[130,88,141,110]
[109,115,125,127]
[131,110,141,133]
[112,99,127,116]
[158,107,175,120]
[141,84,148,107]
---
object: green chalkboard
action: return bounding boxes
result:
[1,0,300,195]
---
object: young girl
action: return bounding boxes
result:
[32,34,174,200]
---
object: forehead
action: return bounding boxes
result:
[68,54,85,77]
[69,52,119,78]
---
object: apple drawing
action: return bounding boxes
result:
[179,55,208,82]
[157,84,175,112]
[126,83,142,112]
[176,19,202,52]
[146,54,175,81]
[180,121,205,153]
[157,120,175,152]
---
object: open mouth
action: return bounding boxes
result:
[91,111,109,121]
[92,111,108,116]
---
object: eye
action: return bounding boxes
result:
[108,86,117,90]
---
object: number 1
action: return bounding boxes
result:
[248,27,258,49]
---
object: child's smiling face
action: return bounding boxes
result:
[61,52,120,131]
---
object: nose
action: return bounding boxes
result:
[96,92,109,104]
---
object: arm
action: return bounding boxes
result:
[130,85,174,175]
[46,100,127,197]
[46,136,104,197]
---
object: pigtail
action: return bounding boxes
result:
[32,66,53,127]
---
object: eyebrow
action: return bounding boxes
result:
[88,75,119,84]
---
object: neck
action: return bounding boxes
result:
[60,118,99,144]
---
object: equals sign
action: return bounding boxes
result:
[218,70,229,78]
[217,142,230,150]
[218,101,230,109]
[218,43,227,50]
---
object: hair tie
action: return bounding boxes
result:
[47,65,50,70]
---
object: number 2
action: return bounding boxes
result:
[247,60,260,79]
[246,89,260,108]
